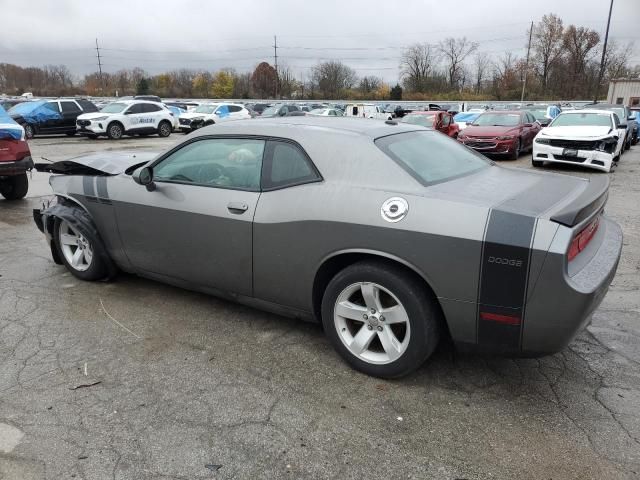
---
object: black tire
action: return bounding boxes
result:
[532,159,544,168]
[157,120,172,137]
[321,260,440,378]
[107,122,124,140]
[509,139,521,160]
[23,124,35,139]
[624,135,631,151]
[87,134,98,140]
[65,131,76,137]
[53,218,108,281]
[0,173,29,200]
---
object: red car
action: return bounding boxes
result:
[400,111,460,138]
[457,111,541,160]
[0,117,32,200]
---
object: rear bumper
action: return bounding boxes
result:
[0,156,34,176]
[533,144,614,172]
[522,216,622,354]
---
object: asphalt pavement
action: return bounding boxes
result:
[1,134,639,479]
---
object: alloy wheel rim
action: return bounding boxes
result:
[334,282,411,365]
[58,220,93,271]
[111,125,122,138]
[160,123,170,136]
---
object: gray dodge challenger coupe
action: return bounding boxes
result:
[34,117,622,378]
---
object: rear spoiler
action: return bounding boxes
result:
[550,176,609,227]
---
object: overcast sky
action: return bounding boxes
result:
[0,0,638,82]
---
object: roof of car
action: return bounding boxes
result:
[193,116,421,139]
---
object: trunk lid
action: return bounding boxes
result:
[427,166,606,227]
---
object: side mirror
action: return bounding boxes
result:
[132,166,156,192]
[618,124,627,130]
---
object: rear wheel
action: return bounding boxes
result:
[23,124,35,139]
[0,173,28,200]
[321,261,440,378]
[54,218,107,281]
[624,135,631,151]
[157,120,172,137]
[65,131,76,137]
[107,122,124,140]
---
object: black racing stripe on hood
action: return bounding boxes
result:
[477,209,535,349]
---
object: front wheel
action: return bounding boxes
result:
[107,122,124,140]
[509,139,521,160]
[532,159,544,168]
[321,261,440,378]
[54,218,108,281]
[157,121,172,137]
[0,173,28,200]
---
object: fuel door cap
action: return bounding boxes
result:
[381,197,409,223]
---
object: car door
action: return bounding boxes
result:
[122,103,145,132]
[113,137,264,296]
[252,139,323,308]
[42,101,63,133]
[140,103,163,129]
[60,101,82,131]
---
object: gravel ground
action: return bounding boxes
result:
[1,134,639,480]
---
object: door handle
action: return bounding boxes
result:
[227,202,248,214]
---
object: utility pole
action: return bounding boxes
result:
[95,38,105,95]
[520,21,534,103]
[595,0,614,103]
[273,35,279,99]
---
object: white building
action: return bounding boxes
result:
[607,79,640,108]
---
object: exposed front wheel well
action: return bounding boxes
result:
[311,252,449,337]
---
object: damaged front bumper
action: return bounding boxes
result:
[532,143,616,172]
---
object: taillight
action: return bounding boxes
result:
[568,216,600,261]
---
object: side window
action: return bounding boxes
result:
[288,105,299,112]
[126,104,144,114]
[227,105,242,113]
[528,113,536,123]
[46,101,61,113]
[77,99,98,112]
[329,110,336,116]
[153,138,264,191]
[60,101,82,114]
[441,114,450,126]
[262,141,321,190]
[142,103,162,113]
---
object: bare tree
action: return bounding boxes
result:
[562,25,600,97]
[473,52,491,94]
[604,40,635,80]
[358,76,382,94]
[438,37,478,88]
[400,43,437,93]
[532,13,564,90]
[311,61,357,99]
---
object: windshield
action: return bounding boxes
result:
[194,105,216,114]
[472,113,521,126]
[401,114,436,127]
[100,102,127,113]
[376,131,490,186]
[550,112,613,127]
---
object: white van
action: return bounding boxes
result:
[344,103,392,121]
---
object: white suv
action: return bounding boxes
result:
[178,103,251,133]
[76,100,174,139]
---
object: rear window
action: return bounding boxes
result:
[375,131,490,186]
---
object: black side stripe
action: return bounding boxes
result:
[96,177,111,204]
[82,176,96,197]
[476,209,535,349]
